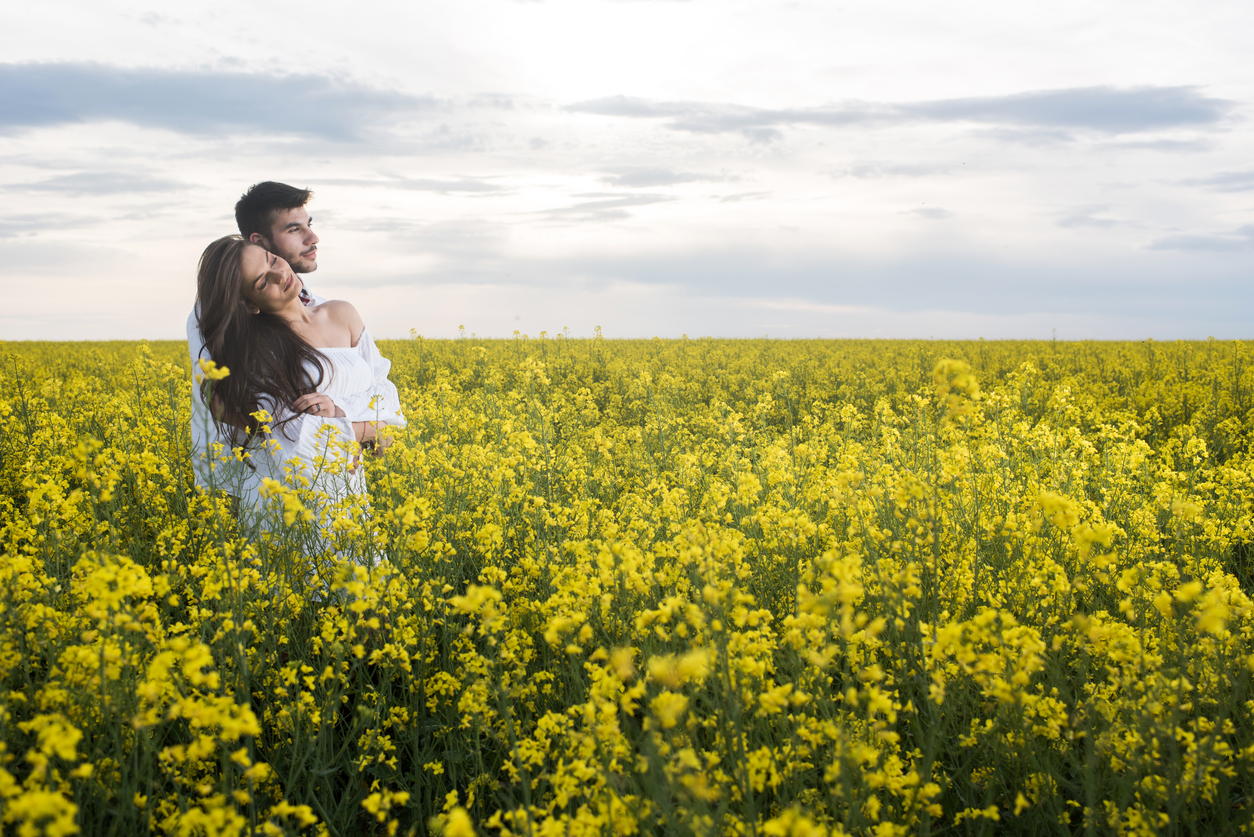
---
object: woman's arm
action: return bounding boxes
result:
[334,328,408,430]
[292,381,384,447]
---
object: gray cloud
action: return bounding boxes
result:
[326,175,504,194]
[972,127,1078,146]
[718,191,771,203]
[909,207,954,220]
[363,245,1251,326]
[1182,170,1254,193]
[1058,210,1122,229]
[832,161,951,179]
[135,11,174,26]
[390,177,502,193]
[569,86,1233,141]
[314,218,510,282]
[568,95,882,142]
[1114,138,1212,153]
[0,239,126,272]
[391,219,507,261]
[906,86,1229,133]
[1147,225,1254,251]
[0,62,435,140]
[600,167,726,187]
[13,171,189,195]
[469,94,514,110]
[0,213,86,237]
[542,194,673,223]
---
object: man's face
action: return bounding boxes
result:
[250,207,319,273]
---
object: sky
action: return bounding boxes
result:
[0,0,1251,341]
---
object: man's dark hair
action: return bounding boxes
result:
[234,182,313,239]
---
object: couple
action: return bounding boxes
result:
[187,182,405,552]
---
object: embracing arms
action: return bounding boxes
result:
[290,392,385,444]
[288,302,406,446]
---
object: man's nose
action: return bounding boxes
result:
[306,229,320,245]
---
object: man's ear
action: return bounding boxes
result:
[248,232,269,248]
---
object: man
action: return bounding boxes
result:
[186,181,325,495]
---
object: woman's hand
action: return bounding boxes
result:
[292,393,345,418]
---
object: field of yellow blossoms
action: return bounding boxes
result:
[1,335,1253,837]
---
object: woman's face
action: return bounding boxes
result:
[239,244,300,314]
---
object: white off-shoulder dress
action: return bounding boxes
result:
[247,328,406,520]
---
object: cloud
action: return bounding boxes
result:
[600,167,726,187]
[135,11,174,26]
[567,95,882,142]
[904,86,1229,133]
[0,239,127,272]
[908,207,954,220]
[333,216,505,254]
[1113,138,1212,153]
[1182,170,1254,193]
[0,62,434,140]
[0,213,86,237]
[1058,210,1122,229]
[541,194,673,222]
[326,175,504,194]
[388,219,508,262]
[459,246,1252,324]
[1147,225,1254,251]
[12,171,189,195]
[568,86,1232,141]
[832,161,950,179]
[718,191,771,203]
[972,127,1077,146]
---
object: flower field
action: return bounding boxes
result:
[2,335,1254,837]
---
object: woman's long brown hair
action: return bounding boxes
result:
[195,235,327,447]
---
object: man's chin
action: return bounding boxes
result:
[293,261,318,274]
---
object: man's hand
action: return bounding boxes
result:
[292,393,344,418]
[351,421,395,454]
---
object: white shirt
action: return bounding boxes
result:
[186,287,327,496]
[247,329,407,512]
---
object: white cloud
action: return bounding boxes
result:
[1147,225,1254,251]
[567,86,1233,142]
[908,207,954,220]
[11,171,189,194]
[0,63,439,141]
[0,0,1252,340]
[1183,170,1254,192]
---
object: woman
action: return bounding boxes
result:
[194,235,405,550]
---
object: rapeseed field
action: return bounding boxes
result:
[1,335,1253,837]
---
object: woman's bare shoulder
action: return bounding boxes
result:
[314,300,365,344]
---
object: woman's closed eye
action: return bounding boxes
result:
[254,255,278,290]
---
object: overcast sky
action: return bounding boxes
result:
[1,0,1251,340]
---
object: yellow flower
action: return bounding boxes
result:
[650,691,689,729]
[197,357,231,381]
